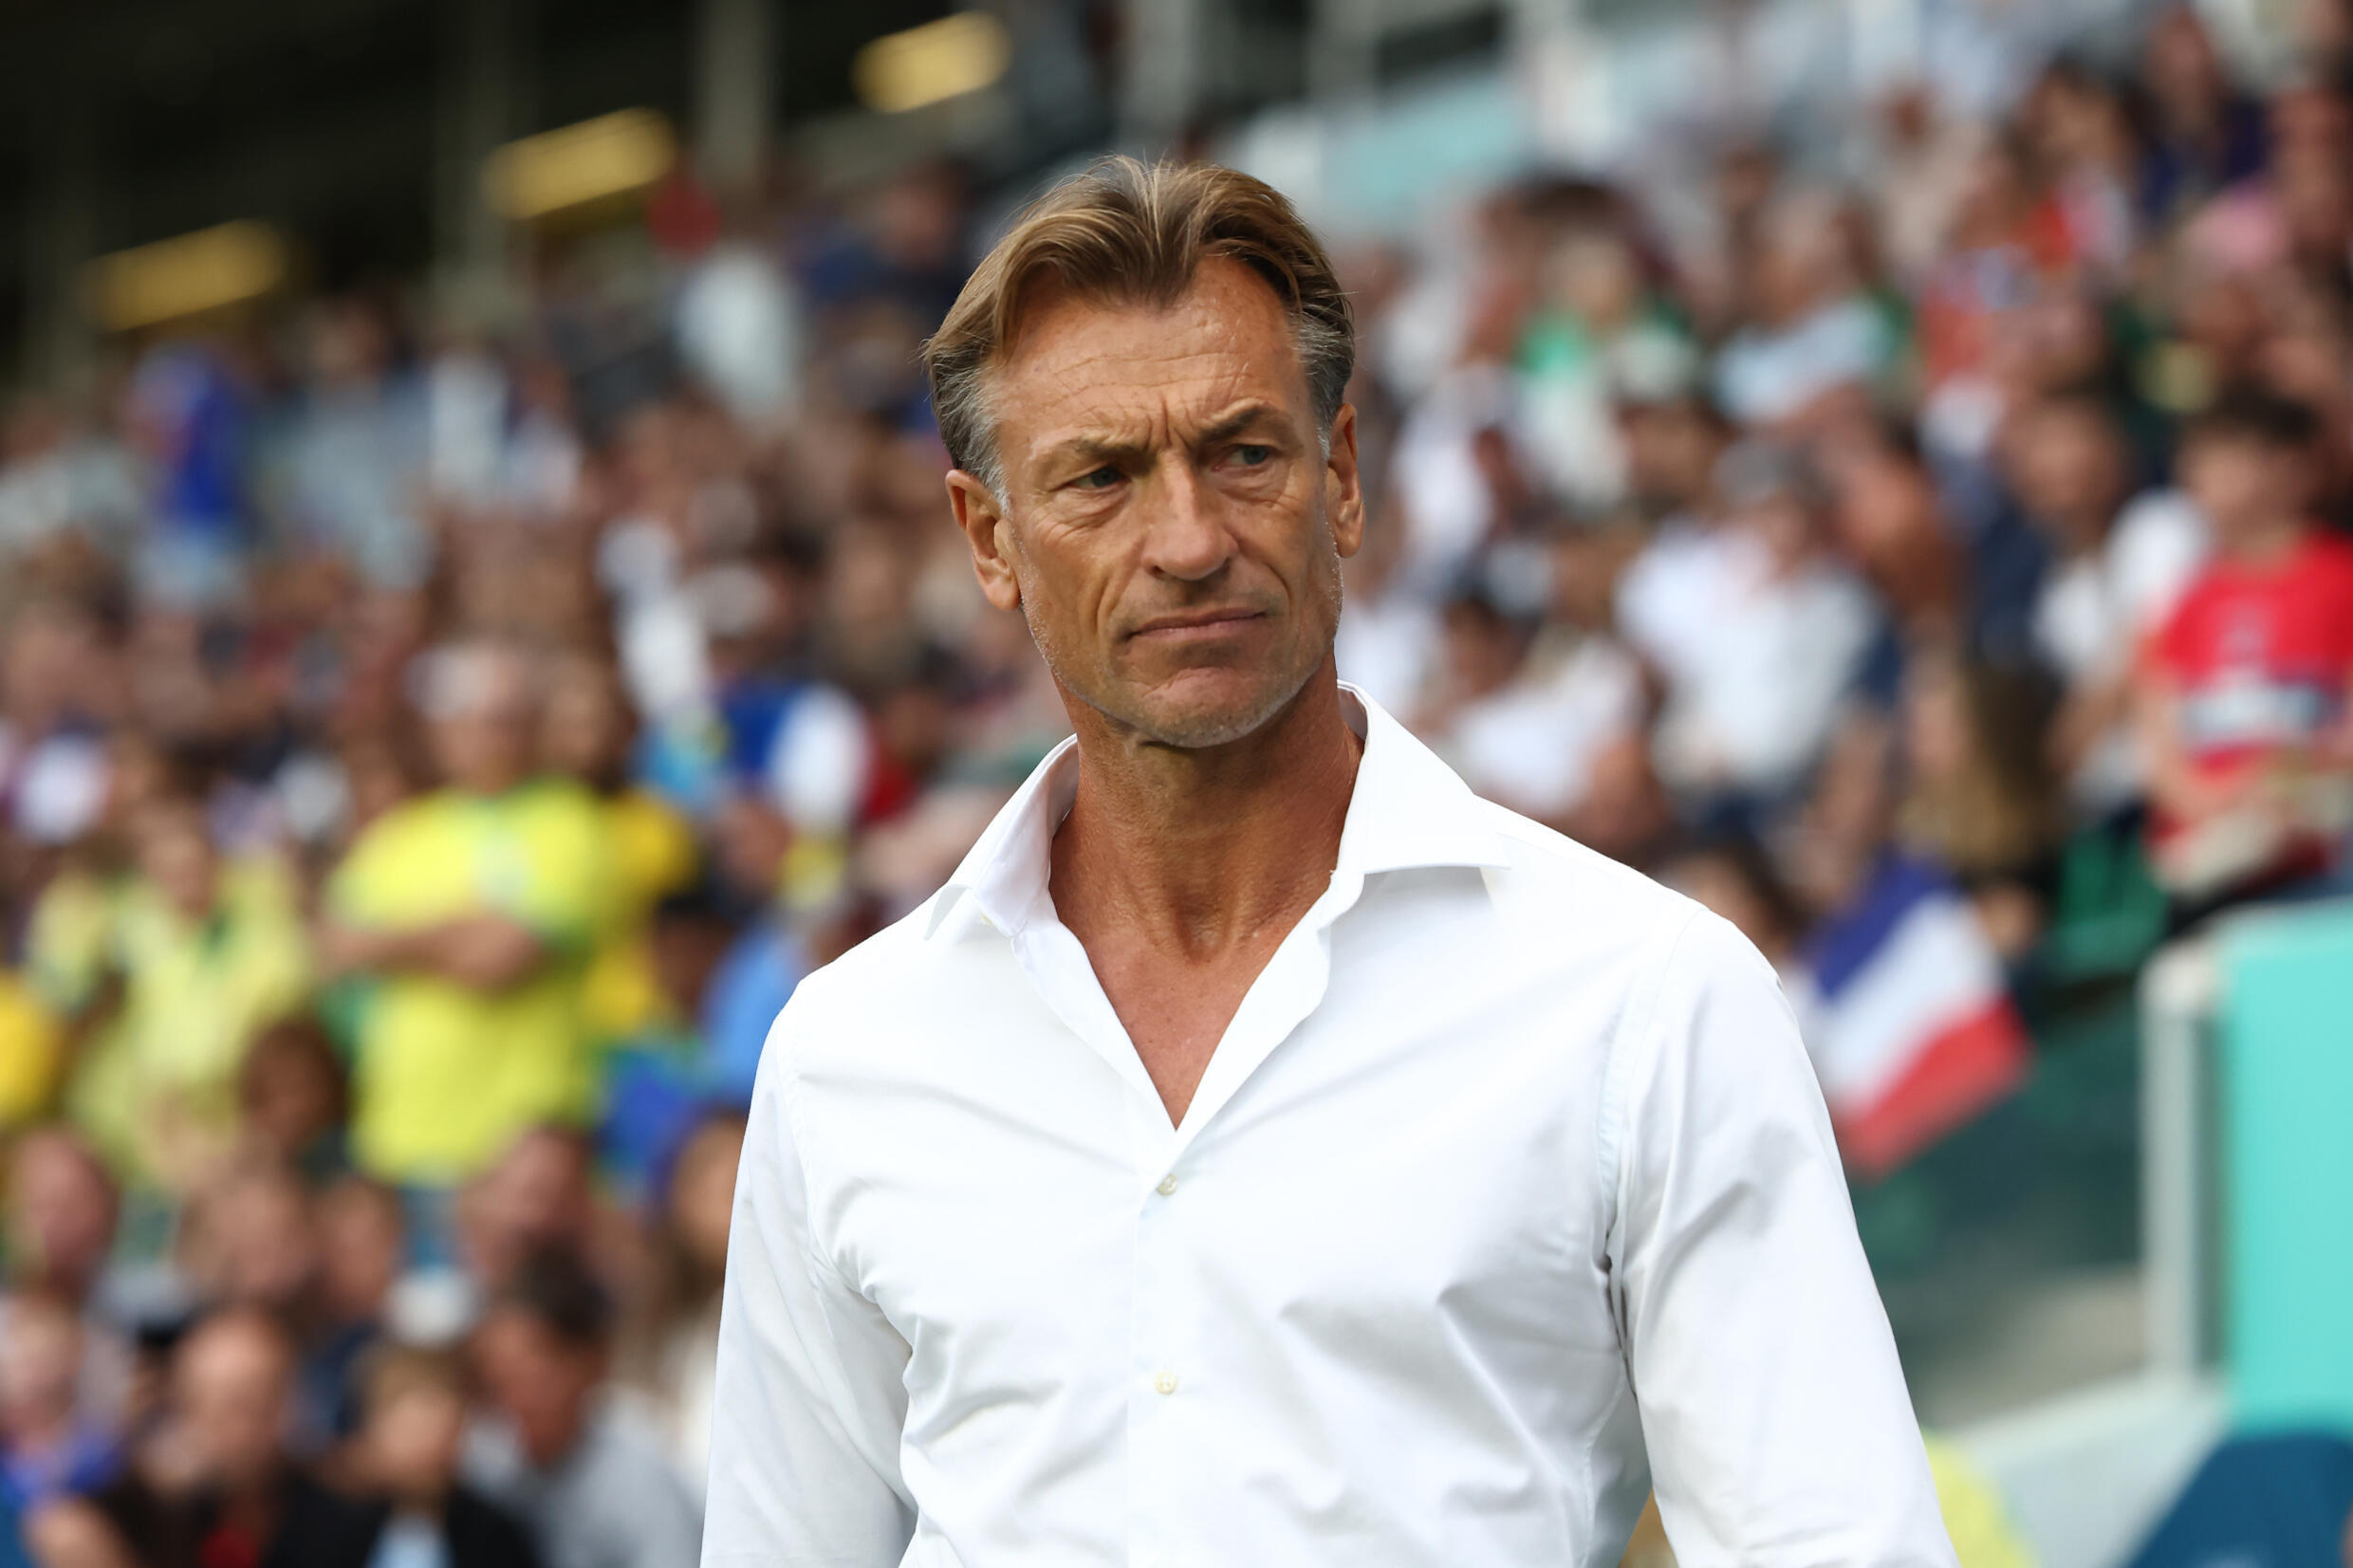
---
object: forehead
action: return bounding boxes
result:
[991,256,1308,452]
[183,1324,290,1387]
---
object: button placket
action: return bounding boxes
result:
[1128,1116,1196,1565]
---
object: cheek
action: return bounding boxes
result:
[1014,525,1124,638]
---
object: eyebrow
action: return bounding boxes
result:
[1038,401,1290,475]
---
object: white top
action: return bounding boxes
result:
[1649,555,1880,798]
[1427,636,1644,821]
[2032,488,2209,813]
[703,688,1953,1568]
[2032,489,2208,686]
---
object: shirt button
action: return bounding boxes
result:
[1152,1371,1178,1395]
[1156,1173,1178,1196]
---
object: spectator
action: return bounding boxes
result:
[616,1110,743,1495]
[1712,192,1897,429]
[2137,5,2271,227]
[320,641,613,1194]
[463,1250,701,1568]
[80,1309,376,1568]
[348,1344,543,1568]
[0,1133,132,1433]
[454,1130,597,1299]
[595,888,746,1195]
[78,792,310,1193]
[306,1177,407,1446]
[0,1294,119,1510]
[1661,831,1807,975]
[177,1162,315,1326]
[1414,562,1642,829]
[1897,650,2065,958]
[2009,394,2208,815]
[235,1018,351,1184]
[1650,440,1879,809]
[539,653,699,1051]
[2137,390,2353,907]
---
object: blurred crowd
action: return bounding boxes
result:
[0,0,2350,1562]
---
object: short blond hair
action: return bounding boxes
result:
[923,157,1355,495]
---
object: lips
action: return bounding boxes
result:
[1128,608,1266,638]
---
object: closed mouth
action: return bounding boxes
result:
[1129,609,1266,637]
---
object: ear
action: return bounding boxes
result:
[1324,402,1365,560]
[946,470,1024,613]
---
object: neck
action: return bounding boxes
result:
[2220,514,2305,564]
[1050,665,1362,959]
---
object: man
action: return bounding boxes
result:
[705,158,1952,1565]
[75,1309,377,1568]
[1,1132,133,1433]
[349,1343,545,1568]
[321,641,611,1191]
[464,1249,703,1568]
[2006,393,2205,817]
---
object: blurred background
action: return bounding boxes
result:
[1,0,2351,1563]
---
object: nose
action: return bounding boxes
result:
[1138,460,1232,583]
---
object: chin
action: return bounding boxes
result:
[1124,665,1309,749]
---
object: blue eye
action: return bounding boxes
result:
[1233,445,1272,466]
[1077,466,1122,489]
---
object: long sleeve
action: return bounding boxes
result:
[1607,909,1956,1566]
[702,999,917,1567]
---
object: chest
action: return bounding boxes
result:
[806,897,1637,1390]
[2171,572,2353,684]
[350,812,532,921]
[1084,929,1290,1126]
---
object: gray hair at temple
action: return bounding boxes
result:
[921,156,1356,499]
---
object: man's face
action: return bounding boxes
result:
[472,1311,595,1467]
[426,653,538,796]
[947,257,1363,749]
[2008,407,2121,538]
[177,1319,293,1494]
[9,1138,115,1296]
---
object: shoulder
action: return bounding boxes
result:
[1476,800,1695,926]
[757,894,957,1068]
[346,795,441,855]
[2304,532,2353,589]
[280,1470,382,1557]
[515,777,603,829]
[1474,798,1780,1018]
[446,1485,545,1567]
[1469,800,1727,994]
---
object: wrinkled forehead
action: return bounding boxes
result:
[991,259,1312,454]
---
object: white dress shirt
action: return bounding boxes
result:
[704,687,1955,1568]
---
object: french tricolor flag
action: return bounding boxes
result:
[1787,855,2031,1180]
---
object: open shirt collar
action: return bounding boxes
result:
[924,683,1510,942]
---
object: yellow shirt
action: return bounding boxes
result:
[118,860,311,1184]
[579,788,699,1045]
[330,780,612,1183]
[31,863,309,1185]
[0,974,62,1131]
